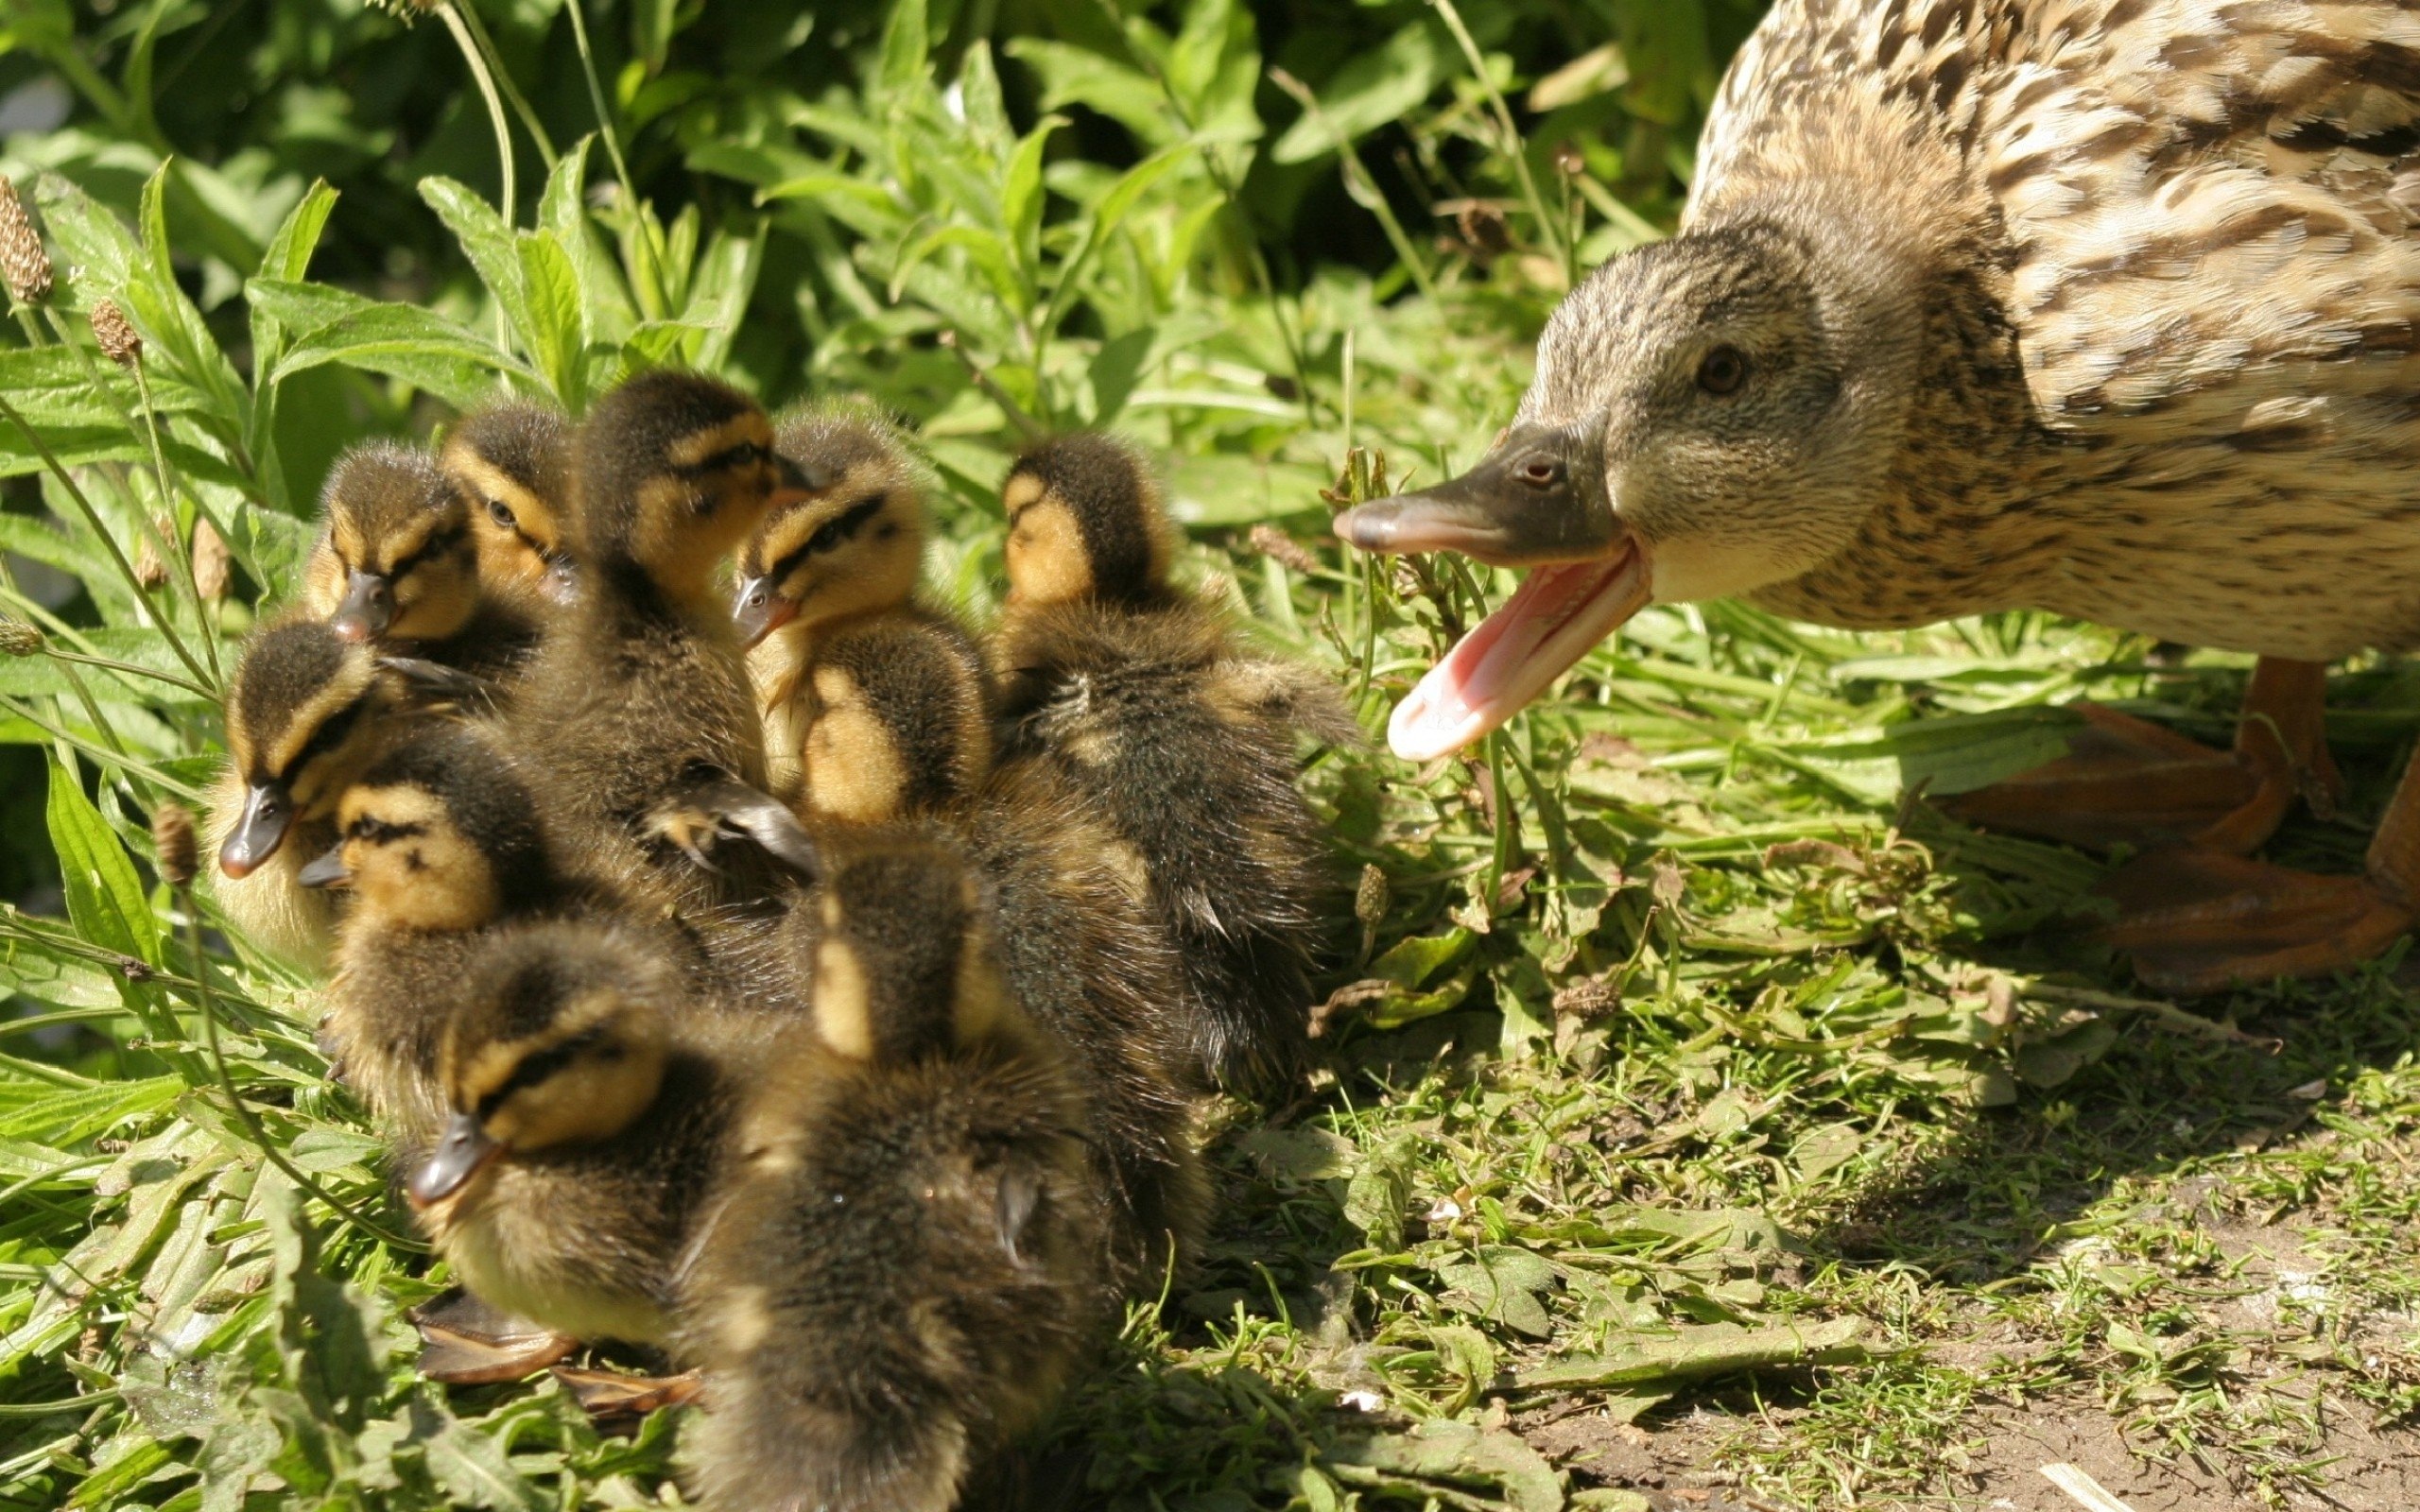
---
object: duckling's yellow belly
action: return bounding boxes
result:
[440,1200,672,1347]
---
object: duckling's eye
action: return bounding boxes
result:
[1696,345,1749,397]
[486,499,517,530]
[804,495,888,558]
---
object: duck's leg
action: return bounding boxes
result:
[1944,657,2340,853]
[2099,749,2420,995]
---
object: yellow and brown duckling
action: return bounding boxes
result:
[506,369,821,910]
[406,919,780,1350]
[787,610,1204,1282]
[206,615,429,969]
[441,402,577,613]
[305,723,654,1148]
[733,410,933,803]
[1334,0,2420,993]
[675,838,1105,1512]
[994,433,1353,1094]
[302,443,542,682]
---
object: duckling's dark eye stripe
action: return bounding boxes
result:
[386,522,470,578]
[289,693,370,776]
[671,442,767,479]
[772,495,886,577]
[475,1025,605,1120]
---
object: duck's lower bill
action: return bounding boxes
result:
[1388,546,1651,762]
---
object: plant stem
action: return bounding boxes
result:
[438,1,517,232]
[454,1,559,168]
[41,645,213,699]
[1270,69,1440,304]
[1427,0,1569,275]
[176,884,425,1252]
[564,0,670,312]
[127,354,220,686]
[0,695,198,799]
[0,393,215,690]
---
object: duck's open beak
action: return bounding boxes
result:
[408,1113,501,1209]
[1334,423,1651,762]
[329,570,393,643]
[217,780,294,880]
[296,842,351,889]
[733,573,798,649]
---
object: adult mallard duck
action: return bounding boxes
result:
[1338,0,2420,994]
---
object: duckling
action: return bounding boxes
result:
[441,402,577,612]
[788,610,1204,1280]
[205,615,426,969]
[733,409,930,802]
[303,722,648,1147]
[301,443,542,681]
[994,434,1353,1094]
[675,838,1106,1512]
[1332,0,2420,992]
[506,369,821,911]
[406,919,774,1349]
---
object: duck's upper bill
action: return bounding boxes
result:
[1334,425,1649,762]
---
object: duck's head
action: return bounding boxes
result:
[304,444,477,644]
[297,725,550,932]
[441,403,577,609]
[800,619,991,825]
[1336,220,1914,759]
[732,413,925,649]
[218,618,401,879]
[409,922,675,1219]
[807,838,1013,1064]
[1000,433,1169,610]
[574,370,821,613]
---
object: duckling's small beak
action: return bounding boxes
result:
[296,843,351,889]
[329,570,393,643]
[1334,422,1650,763]
[540,554,579,606]
[733,573,798,649]
[217,780,294,880]
[408,1113,502,1209]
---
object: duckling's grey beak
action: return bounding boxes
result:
[329,570,393,643]
[296,842,351,889]
[1333,422,1619,567]
[217,780,293,880]
[541,554,579,605]
[408,1113,501,1209]
[733,573,797,649]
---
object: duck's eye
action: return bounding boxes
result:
[1697,346,1748,396]
[487,499,516,529]
[1514,456,1562,490]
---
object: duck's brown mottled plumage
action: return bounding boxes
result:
[1611,0,2420,658]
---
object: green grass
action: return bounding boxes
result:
[1,1,2417,1508]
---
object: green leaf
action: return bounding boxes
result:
[424,1410,547,1511]
[135,164,250,437]
[543,137,638,349]
[875,0,928,94]
[1325,1419,1563,1512]
[1271,23,1448,164]
[1040,143,1190,335]
[46,756,161,968]
[1001,113,1064,275]
[516,231,587,409]
[252,280,528,408]
[421,176,530,347]
[1511,1317,1871,1392]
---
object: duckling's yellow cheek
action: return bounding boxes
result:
[1004,500,1091,607]
[804,675,905,825]
[812,938,873,1058]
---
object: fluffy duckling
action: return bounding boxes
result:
[301,443,541,681]
[994,434,1352,1094]
[506,370,821,910]
[675,839,1104,1512]
[406,919,775,1349]
[733,410,930,802]
[788,610,1204,1280]
[206,615,426,968]
[305,723,648,1147]
[441,403,577,612]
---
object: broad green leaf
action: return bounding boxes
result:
[681,226,763,373]
[1002,114,1064,276]
[876,0,928,94]
[1040,144,1189,335]
[46,756,161,968]
[542,137,638,347]
[254,281,528,408]
[1271,24,1447,164]
[893,223,1024,313]
[135,164,250,437]
[421,176,530,348]
[1006,40,1174,147]
[1510,1317,1870,1392]
[424,1411,548,1511]
[246,179,340,507]
[0,1075,181,1143]
[516,231,587,409]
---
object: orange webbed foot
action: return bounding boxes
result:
[2099,848,2411,996]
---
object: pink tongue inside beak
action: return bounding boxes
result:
[1388,546,1651,761]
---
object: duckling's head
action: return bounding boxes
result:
[219,617,396,879]
[733,412,925,648]
[1334,221,1918,760]
[807,838,1013,1064]
[304,444,478,644]
[297,725,549,932]
[441,403,576,609]
[801,618,991,825]
[410,922,675,1214]
[574,370,818,610]
[1001,433,1170,609]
